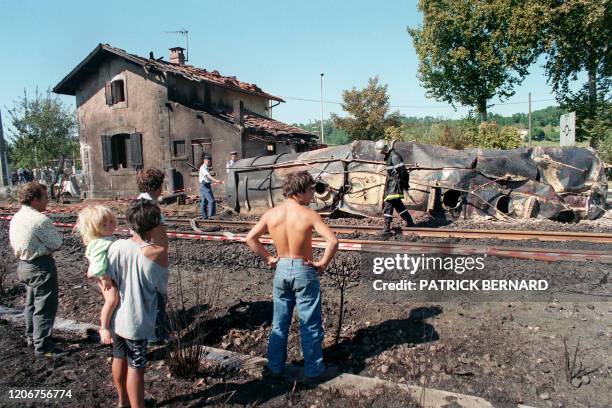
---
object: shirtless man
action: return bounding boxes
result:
[246,171,339,381]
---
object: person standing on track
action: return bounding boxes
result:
[375,139,414,236]
[246,170,339,383]
[107,199,169,408]
[9,182,66,358]
[198,155,224,220]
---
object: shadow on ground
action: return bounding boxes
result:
[158,305,442,406]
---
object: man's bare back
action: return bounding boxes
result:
[264,200,318,260]
[247,171,339,380]
[247,197,338,273]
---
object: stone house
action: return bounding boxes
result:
[53,43,317,198]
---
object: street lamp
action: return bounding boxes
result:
[320,72,325,145]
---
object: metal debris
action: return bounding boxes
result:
[226,140,608,221]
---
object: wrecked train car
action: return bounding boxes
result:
[225,141,608,221]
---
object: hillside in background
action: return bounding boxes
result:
[295,106,564,146]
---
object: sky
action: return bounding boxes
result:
[0,0,561,131]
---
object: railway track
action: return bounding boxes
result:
[2,211,612,263]
[1,215,609,264]
[187,219,612,244]
[2,211,612,244]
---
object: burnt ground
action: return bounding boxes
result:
[0,220,611,408]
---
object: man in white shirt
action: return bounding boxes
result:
[226,151,238,172]
[9,182,66,358]
[199,155,223,219]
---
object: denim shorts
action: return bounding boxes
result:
[112,333,148,369]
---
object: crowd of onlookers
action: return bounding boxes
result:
[11,167,34,185]
[8,159,341,408]
[9,168,169,408]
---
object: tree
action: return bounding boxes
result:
[408,0,543,121]
[331,76,401,141]
[583,102,612,152]
[8,89,78,199]
[542,0,611,143]
[7,88,77,170]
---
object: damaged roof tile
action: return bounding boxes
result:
[54,43,284,102]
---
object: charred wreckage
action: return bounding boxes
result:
[225,141,608,222]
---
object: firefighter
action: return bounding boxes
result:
[375,139,414,235]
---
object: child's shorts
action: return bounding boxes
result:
[112,333,148,369]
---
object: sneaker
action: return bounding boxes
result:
[300,366,338,385]
[35,348,69,359]
[24,337,33,348]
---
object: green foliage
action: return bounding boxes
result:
[533,127,546,141]
[297,106,568,150]
[293,119,349,146]
[408,0,542,120]
[434,124,475,150]
[583,102,612,151]
[543,0,611,140]
[331,76,401,141]
[7,89,77,169]
[384,125,404,141]
[544,129,560,142]
[473,121,523,150]
[489,106,563,128]
[497,125,523,149]
[597,133,612,164]
[326,127,350,145]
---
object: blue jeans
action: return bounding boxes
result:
[199,182,216,219]
[267,258,325,377]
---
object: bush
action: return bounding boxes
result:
[476,122,522,150]
[435,124,474,150]
[597,134,612,165]
[533,127,546,141]
[384,125,403,141]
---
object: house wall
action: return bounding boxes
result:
[242,134,299,158]
[169,77,268,116]
[76,58,168,198]
[74,56,302,199]
[167,102,242,196]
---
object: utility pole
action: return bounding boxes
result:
[0,109,9,186]
[320,72,325,145]
[528,92,532,146]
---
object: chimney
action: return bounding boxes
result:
[233,100,244,126]
[169,47,186,65]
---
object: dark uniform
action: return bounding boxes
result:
[383,149,414,231]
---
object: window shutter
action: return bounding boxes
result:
[130,132,143,169]
[105,82,112,106]
[101,135,112,170]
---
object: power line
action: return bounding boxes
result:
[278,95,557,109]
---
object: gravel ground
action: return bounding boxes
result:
[0,222,610,407]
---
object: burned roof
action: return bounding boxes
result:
[53,43,284,102]
[214,110,318,143]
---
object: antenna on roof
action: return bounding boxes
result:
[164,29,189,61]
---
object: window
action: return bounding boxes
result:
[266,143,276,155]
[173,140,186,157]
[111,80,125,104]
[105,76,127,106]
[191,139,212,166]
[101,133,143,171]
